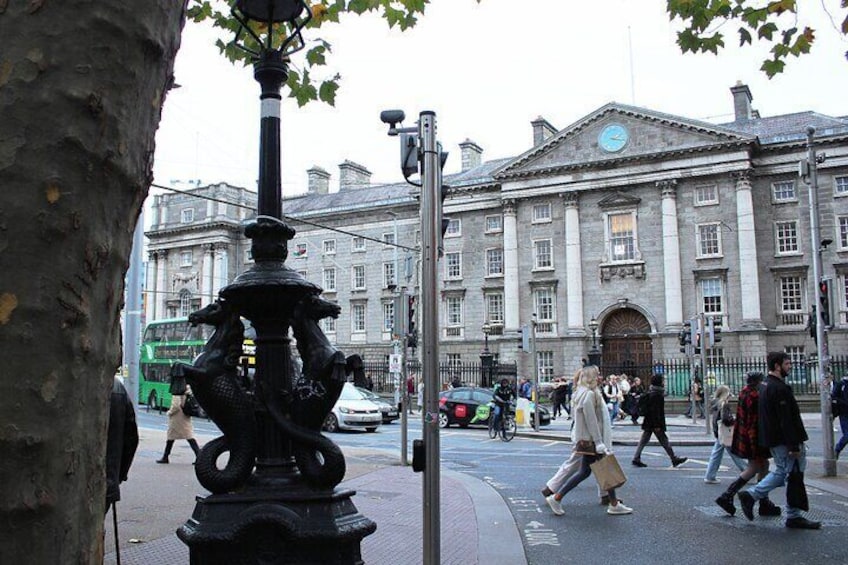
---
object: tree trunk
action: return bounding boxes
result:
[0,1,186,562]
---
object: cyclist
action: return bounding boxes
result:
[491,378,516,433]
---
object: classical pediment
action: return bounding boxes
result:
[495,103,755,179]
[597,192,641,209]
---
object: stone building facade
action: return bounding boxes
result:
[145,83,848,381]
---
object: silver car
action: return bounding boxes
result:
[322,383,383,433]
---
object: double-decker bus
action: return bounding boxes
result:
[139,317,256,411]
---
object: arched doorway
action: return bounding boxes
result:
[600,308,653,380]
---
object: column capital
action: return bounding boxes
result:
[502,198,517,216]
[732,169,753,191]
[656,179,678,198]
[560,192,579,208]
[202,243,215,253]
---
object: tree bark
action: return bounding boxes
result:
[0,1,186,562]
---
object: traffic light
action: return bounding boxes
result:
[707,317,722,347]
[690,319,701,354]
[406,295,417,349]
[680,321,692,353]
[517,324,529,351]
[820,279,831,327]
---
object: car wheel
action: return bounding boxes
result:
[147,391,158,413]
[366,427,378,433]
[438,412,449,428]
[323,413,339,433]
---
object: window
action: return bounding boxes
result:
[835,176,848,196]
[694,184,718,206]
[383,262,396,288]
[445,218,461,237]
[383,232,395,246]
[772,180,796,202]
[841,274,848,324]
[700,278,723,319]
[537,351,554,381]
[606,212,636,262]
[181,208,194,223]
[775,221,799,254]
[446,295,463,327]
[486,248,504,276]
[383,302,395,333]
[534,287,555,333]
[352,236,366,252]
[784,345,806,383]
[351,303,366,333]
[179,289,192,317]
[533,239,553,269]
[245,249,253,263]
[320,316,336,334]
[322,239,336,255]
[532,203,552,223]
[445,252,462,279]
[696,223,722,257]
[352,265,366,290]
[293,243,308,259]
[778,275,805,325]
[323,267,336,291]
[485,215,503,233]
[180,250,193,267]
[839,216,848,249]
[485,292,504,325]
[447,353,462,366]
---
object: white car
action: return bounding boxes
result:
[322,383,383,433]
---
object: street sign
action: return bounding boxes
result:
[389,353,402,374]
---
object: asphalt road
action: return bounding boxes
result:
[137,411,848,564]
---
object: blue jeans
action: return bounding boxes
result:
[609,401,619,423]
[704,438,746,481]
[748,444,807,519]
[836,415,848,455]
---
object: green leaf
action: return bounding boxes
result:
[758,22,778,40]
[318,79,340,106]
[738,27,753,45]
[306,45,327,66]
[761,57,785,78]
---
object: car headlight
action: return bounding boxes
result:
[339,407,351,414]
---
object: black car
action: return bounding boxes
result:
[357,387,400,424]
[438,386,551,429]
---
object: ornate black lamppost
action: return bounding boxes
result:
[480,322,493,388]
[588,317,601,367]
[175,2,375,562]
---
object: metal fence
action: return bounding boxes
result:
[361,360,518,393]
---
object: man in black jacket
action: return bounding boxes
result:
[105,377,139,512]
[631,374,687,468]
[738,352,821,529]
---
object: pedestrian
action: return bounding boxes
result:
[831,373,848,458]
[519,377,532,400]
[684,376,706,418]
[714,371,780,517]
[703,385,746,484]
[550,378,565,420]
[618,375,631,420]
[627,377,644,425]
[417,379,424,413]
[106,377,139,511]
[544,365,633,516]
[156,385,201,464]
[406,373,415,414]
[737,352,821,529]
[603,375,621,424]
[631,374,688,468]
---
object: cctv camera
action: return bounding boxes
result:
[380,109,405,125]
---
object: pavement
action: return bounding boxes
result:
[106,411,848,565]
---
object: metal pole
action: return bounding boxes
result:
[123,213,144,409]
[804,127,836,476]
[700,312,709,435]
[531,313,540,431]
[420,110,441,565]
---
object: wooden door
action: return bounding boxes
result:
[600,308,653,379]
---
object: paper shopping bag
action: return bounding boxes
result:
[590,453,627,492]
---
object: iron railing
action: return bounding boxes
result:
[361,360,518,393]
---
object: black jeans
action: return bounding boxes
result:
[633,429,676,461]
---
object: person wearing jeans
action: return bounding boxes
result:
[832,375,848,457]
[738,352,821,529]
[703,385,746,483]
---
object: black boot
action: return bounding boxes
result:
[715,477,749,516]
[156,440,174,464]
[759,497,782,517]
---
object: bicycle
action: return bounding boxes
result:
[488,402,517,442]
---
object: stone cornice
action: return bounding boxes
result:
[147,220,242,238]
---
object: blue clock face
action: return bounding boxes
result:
[598,124,629,153]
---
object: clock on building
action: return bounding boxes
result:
[598,124,629,153]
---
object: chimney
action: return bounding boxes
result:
[459,139,483,171]
[730,81,754,122]
[531,116,557,147]
[338,160,372,191]
[306,166,330,194]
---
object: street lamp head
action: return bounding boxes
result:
[588,317,598,333]
[232,0,312,57]
[482,322,491,335]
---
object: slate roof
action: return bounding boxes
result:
[719,111,848,144]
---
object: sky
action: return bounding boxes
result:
[151,0,848,200]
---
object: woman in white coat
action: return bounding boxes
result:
[156,386,201,464]
[545,365,633,516]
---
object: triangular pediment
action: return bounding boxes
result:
[597,191,641,209]
[495,103,755,179]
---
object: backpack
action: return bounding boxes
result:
[181,393,202,418]
[637,393,650,417]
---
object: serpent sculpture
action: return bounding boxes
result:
[171,300,257,495]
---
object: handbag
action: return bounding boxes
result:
[574,439,597,455]
[718,422,733,448]
[181,392,202,418]
[786,459,809,511]
[590,453,627,491]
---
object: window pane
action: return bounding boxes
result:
[609,213,634,261]
[486,248,504,275]
[486,293,504,324]
[485,215,503,232]
[776,221,798,253]
[698,224,720,256]
[534,240,552,269]
[773,181,796,201]
[837,176,848,195]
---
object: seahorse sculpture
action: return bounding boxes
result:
[171,300,257,494]
[260,293,350,489]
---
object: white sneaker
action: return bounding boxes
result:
[546,495,565,516]
[607,503,633,515]
[704,478,720,484]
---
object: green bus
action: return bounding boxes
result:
[139,317,256,411]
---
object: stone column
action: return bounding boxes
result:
[201,244,214,305]
[155,250,168,320]
[212,245,229,300]
[146,250,158,321]
[659,180,683,328]
[503,199,520,329]
[562,193,585,333]
[735,171,763,326]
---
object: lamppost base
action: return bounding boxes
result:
[177,485,376,565]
